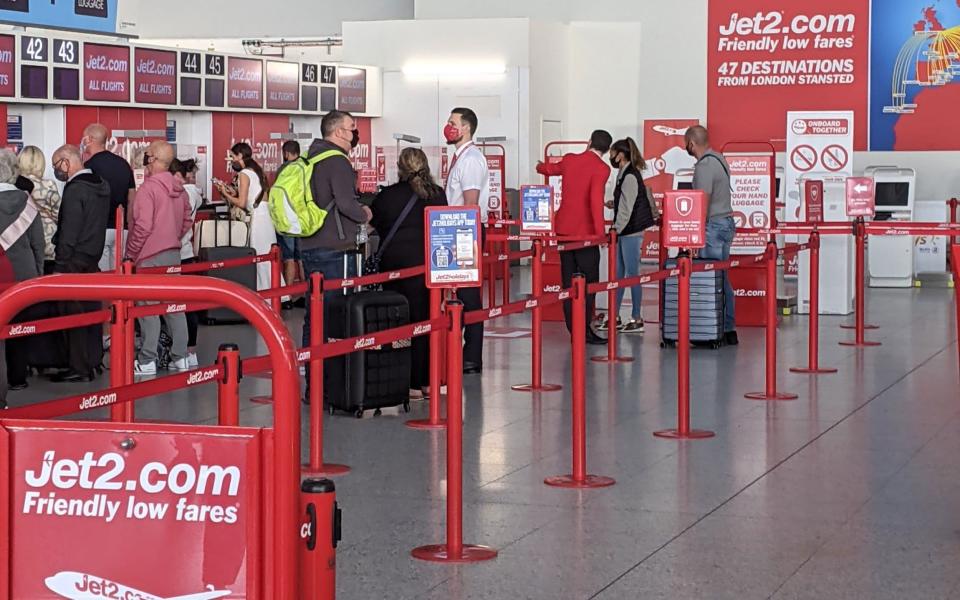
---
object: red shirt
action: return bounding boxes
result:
[536,151,610,237]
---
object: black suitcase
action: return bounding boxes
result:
[324,288,412,418]
[197,214,257,325]
[660,258,724,349]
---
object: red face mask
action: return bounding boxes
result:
[443,123,462,144]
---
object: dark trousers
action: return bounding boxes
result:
[384,273,430,389]
[560,246,601,335]
[56,260,102,374]
[6,304,44,385]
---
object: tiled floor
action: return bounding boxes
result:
[7,277,960,599]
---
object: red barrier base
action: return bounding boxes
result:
[744,391,799,401]
[839,340,882,347]
[301,463,351,476]
[250,396,273,405]
[411,544,498,563]
[653,428,716,439]
[789,367,838,374]
[405,418,448,430]
[840,323,878,330]
[590,355,634,363]
[512,383,563,392]
[544,474,616,488]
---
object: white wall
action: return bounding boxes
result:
[7,104,66,181]
[134,0,414,38]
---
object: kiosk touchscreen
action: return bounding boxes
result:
[865,166,916,288]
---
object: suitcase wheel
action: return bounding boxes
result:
[403,402,411,413]
[373,408,382,417]
[327,404,336,416]
[354,408,364,419]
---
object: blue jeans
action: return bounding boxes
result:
[301,247,357,390]
[615,235,643,320]
[700,216,736,332]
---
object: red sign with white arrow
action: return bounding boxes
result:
[845,177,875,218]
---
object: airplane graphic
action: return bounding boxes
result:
[651,125,689,137]
[45,571,232,600]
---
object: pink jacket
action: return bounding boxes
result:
[126,171,193,265]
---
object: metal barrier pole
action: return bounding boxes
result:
[486,227,496,307]
[412,300,498,563]
[546,276,616,488]
[592,229,633,364]
[791,232,837,375]
[746,240,799,400]
[658,225,667,325]
[513,239,562,392]
[501,240,511,303]
[407,287,447,430]
[217,343,241,426]
[841,219,881,346]
[300,478,340,598]
[270,244,283,314]
[655,251,716,439]
[304,272,350,476]
[122,260,135,422]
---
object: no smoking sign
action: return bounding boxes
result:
[821,144,848,172]
[790,144,817,172]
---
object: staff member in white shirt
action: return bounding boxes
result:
[443,107,490,375]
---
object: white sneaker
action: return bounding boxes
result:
[169,357,190,371]
[134,360,157,376]
[187,353,199,368]
[102,335,111,350]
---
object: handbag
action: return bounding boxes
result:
[363,193,419,280]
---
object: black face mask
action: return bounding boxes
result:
[231,161,243,172]
[351,129,360,149]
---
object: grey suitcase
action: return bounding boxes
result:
[660,258,724,348]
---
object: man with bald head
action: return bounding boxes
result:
[125,141,193,375]
[82,123,136,271]
[50,143,110,381]
[685,125,738,345]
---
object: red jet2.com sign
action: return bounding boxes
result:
[662,191,707,249]
[2,420,261,598]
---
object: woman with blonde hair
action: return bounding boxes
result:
[17,145,61,274]
[370,147,447,399]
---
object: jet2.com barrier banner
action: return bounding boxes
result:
[708,0,960,151]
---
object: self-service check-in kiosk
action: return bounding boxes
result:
[797,173,855,315]
[865,166,916,288]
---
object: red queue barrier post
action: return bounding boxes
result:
[485,219,496,307]
[655,251,716,439]
[217,342,241,426]
[412,301,498,563]
[546,276,616,488]
[513,239,562,392]
[270,244,283,314]
[658,225,667,326]
[951,244,960,376]
[304,272,350,476]
[501,239,511,303]
[122,260,136,422]
[949,198,958,244]
[790,231,838,375]
[840,218,882,346]
[592,228,633,364]
[108,290,128,423]
[840,217,878,331]
[407,287,447,430]
[745,241,799,400]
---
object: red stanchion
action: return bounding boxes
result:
[592,229,633,364]
[791,232,838,375]
[407,287,447,430]
[109,288,127,423]
[270,244,283,314]
[545,276,616,488]
[655,252,715,439]
[840,219,881,347]
[217,343,241,426]
[745,241,799,400]
[303,272,350,476]
[949,198,958,245]
[501,239,511,303]
[412,301,498,563]
[122,260,135,422]
[951,244,960,376]
[658,225,667,326]
[485,221,496,307]
[513,239,562,392]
